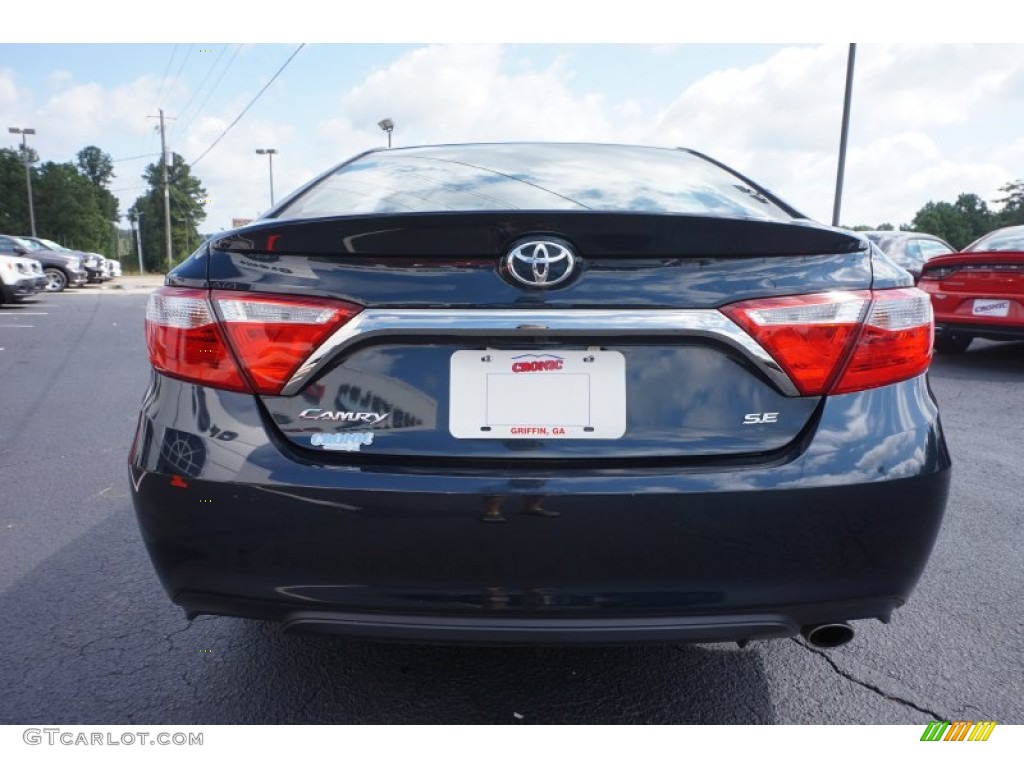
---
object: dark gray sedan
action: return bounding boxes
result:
[863,230,955,281]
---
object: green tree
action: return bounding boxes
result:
[131,153,207,272]
[0,148,30,233]
[994,180,1024,227]
[2,145,122,251]
[847,222,895,232]
[32,161,114,252]
[909,193,995,249]
[76,145,115,187]
[75,146,120,253]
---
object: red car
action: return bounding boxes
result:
[919,224,1024,352]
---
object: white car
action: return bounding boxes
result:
[0,253,46,304]
[107,258,123,278]
[88,253,113,281]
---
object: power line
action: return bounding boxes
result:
[174,44,240,144]
[112,153,161,163]
[136,44,179,160]
[171,45,227,137]
[190,44,305,168]
[151,44,180,116]
[161,45,195,114]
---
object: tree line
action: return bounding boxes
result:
[850,181,1024,249]
[0,144,206,273]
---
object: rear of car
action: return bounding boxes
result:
[130,143,950,645]
[919,225,1024,352]
[863,231,955,282]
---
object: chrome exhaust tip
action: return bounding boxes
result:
[801,622,854,648]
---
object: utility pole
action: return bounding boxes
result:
[149,109,176,272]
[832,44,857,227]
[133,211,144,275]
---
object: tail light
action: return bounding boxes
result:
[723,288,933,395]
[145,288,362,395]
[920,265,958,280]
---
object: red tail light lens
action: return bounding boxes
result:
[724,288,933,395]
[146,287,362,394]
[833,289,933,394]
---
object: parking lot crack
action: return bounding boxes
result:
[793,639,944,720]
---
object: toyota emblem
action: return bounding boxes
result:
[504,239,577,288]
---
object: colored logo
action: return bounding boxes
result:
[920,720,996,742]
[510,354,564,373]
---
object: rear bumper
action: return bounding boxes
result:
[175,597,904,645]
[935,320,1024,342]
[130,373,951,643]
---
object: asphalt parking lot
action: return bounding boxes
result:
[0,282,1021,725]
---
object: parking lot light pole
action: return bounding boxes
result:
[8,127,37,237]
[832,44,857,227]
[377,118,394,148]
[255,148,277,207]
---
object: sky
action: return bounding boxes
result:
[2,3,1022,236]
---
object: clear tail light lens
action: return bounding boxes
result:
[145,287,362,394]
[723,288,933,395]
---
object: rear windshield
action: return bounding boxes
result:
[966,228,1024,252]
[274,144,797,221]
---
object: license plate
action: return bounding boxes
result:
[449,350,626,439]
[972,299,1010,317]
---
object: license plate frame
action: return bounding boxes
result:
[449,349,626,439]
[972,298,1010,317]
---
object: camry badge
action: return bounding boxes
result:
[504,239,577,288]
[299,409,389,425]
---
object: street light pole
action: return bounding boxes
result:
[377,118,394,148]
[255,148,278,207]
[832,44,857,227]
[8,127,37,236]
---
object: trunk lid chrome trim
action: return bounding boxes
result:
[282,308,798,397]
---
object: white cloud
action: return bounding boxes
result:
[318,45,622,154]
[37,75,179,149]
[6,43,1024,235]
[642,43,1024,225]
[0,68,19,109]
